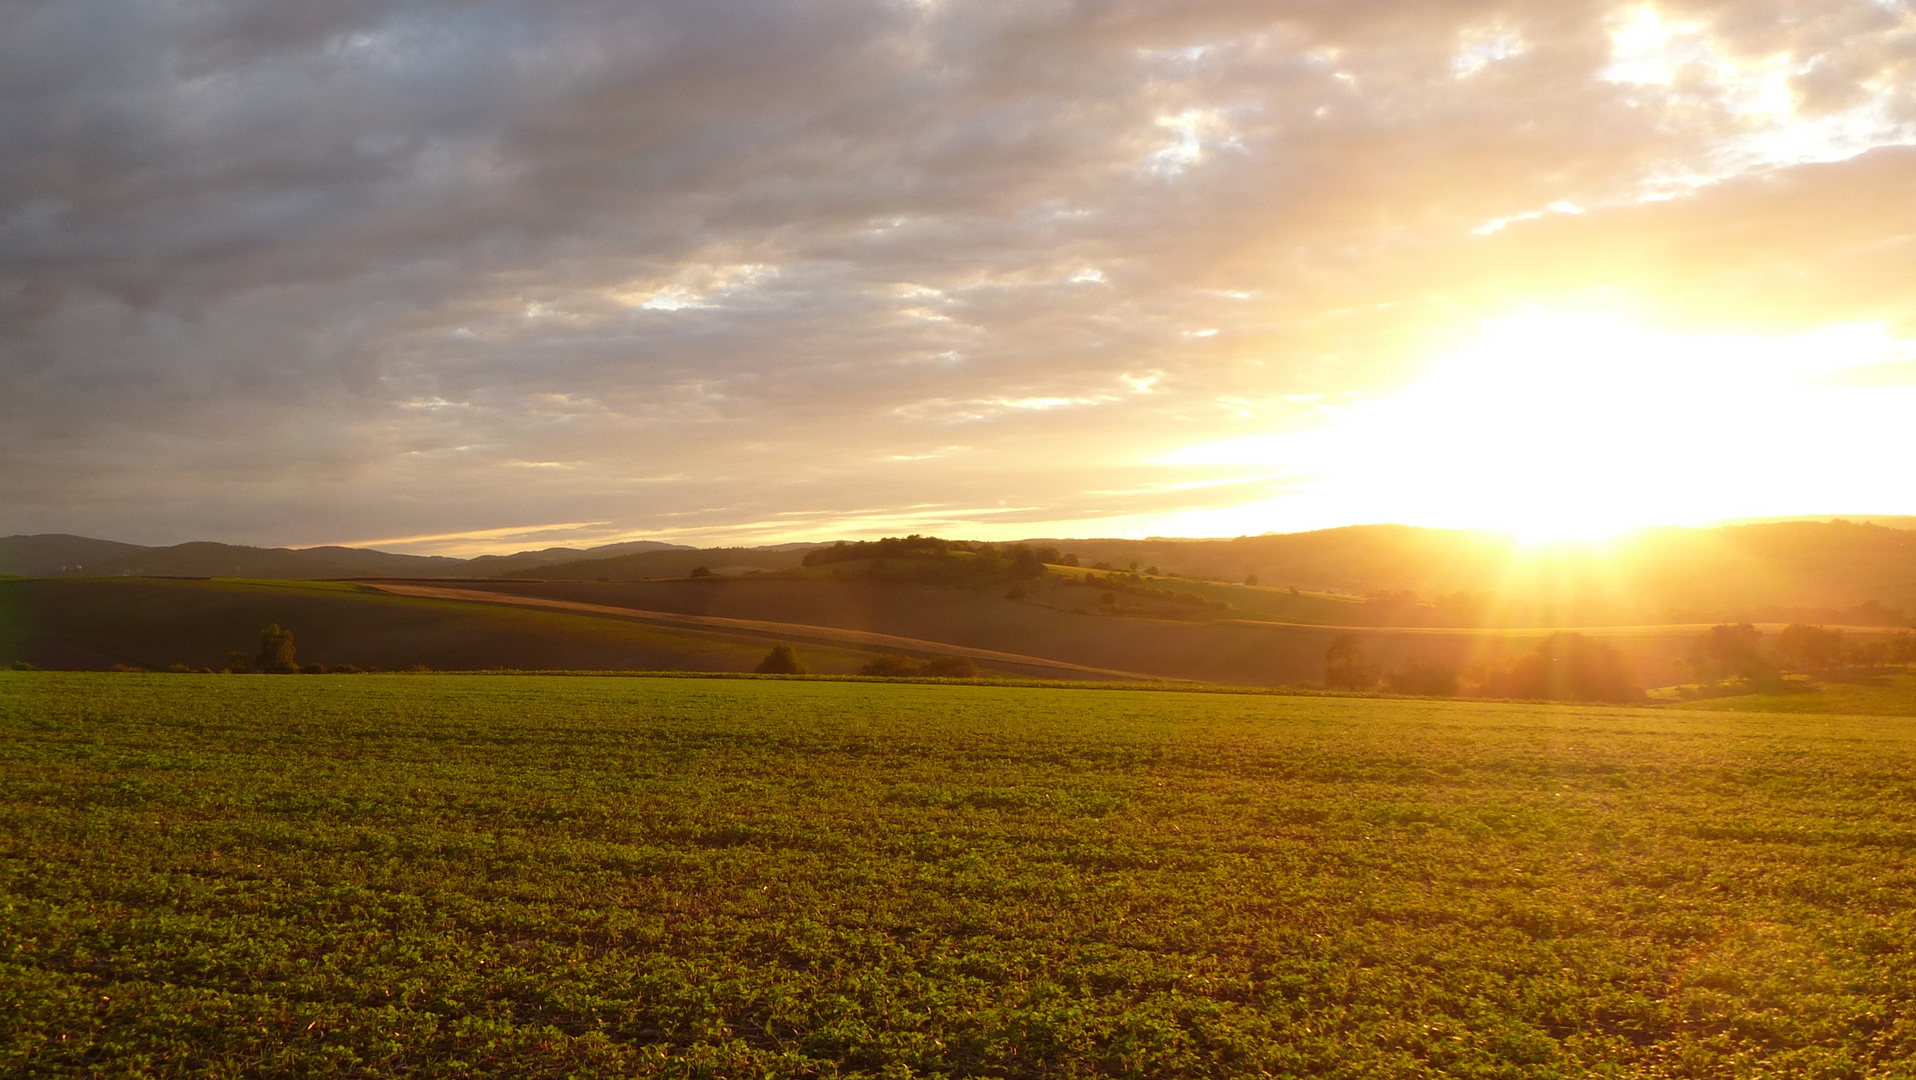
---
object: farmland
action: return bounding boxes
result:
[0,578,896,676]
[7,672,1916,1077]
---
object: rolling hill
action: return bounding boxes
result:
[0,535,697,580]
[0,578,887,675]
[1035,520,1916,626]
[7,521,1912,628]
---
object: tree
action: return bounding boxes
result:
[755,644,806,674]
[1388,659,1459,696]
[223,651,252,673]
[1244,573,1258,587]
[1324,634,1378,690]
[1488,633,1639,702]
[1891,631,1916,665]
[920,655,978,678]
[1690,622,1772,682]
[1008,545,1045,578]
[255,624,297,674]
[859,654,917,676]
[1778,624,1845,672]
[689,565,714,578]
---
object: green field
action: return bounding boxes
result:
[6,673,1916,1077]
[1665,672,1916,718]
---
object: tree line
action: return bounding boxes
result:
[1326,632,1641,702]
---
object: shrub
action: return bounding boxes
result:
[920,655,978,678]
[755,644,807,674]
[689,566,714,578]
[859,654,917,677]
[223,651,251,673]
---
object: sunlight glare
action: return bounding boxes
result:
[1160,312,1916,542]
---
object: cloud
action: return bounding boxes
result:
[2,0,1913,545]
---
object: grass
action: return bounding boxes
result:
[1667,672,1916,717]
[6,673,1916,1077]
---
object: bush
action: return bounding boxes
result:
[755,644,807,674]
[919,655,978,678]
[223,651,251,673]
[859,654,917,677]
[689,566,714,578]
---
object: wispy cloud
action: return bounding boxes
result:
[2,0,1912,547]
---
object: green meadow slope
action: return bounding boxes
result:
[6,672,1916,1076]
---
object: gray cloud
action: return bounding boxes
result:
[4,0,1914,548]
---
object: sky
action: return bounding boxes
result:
[3,0,1914,556]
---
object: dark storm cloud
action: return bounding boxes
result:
[3,0,1914,548]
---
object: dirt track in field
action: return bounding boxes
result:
[359,581,1169,682]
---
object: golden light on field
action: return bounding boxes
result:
[1161,312,1916,543]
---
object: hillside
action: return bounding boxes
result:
[450,575,1722,688]
[501,545,811,580]
[7,519,1914,629]
[1036,521,1916,625]
[0,533,150,576]
[0,578,888,674]
[0,535,696,580]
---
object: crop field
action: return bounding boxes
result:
[0,578,886,675]
[5,673,1916,1077]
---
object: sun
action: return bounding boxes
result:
[1157,309,1916,542]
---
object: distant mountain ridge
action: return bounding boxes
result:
[0,534,696,580]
